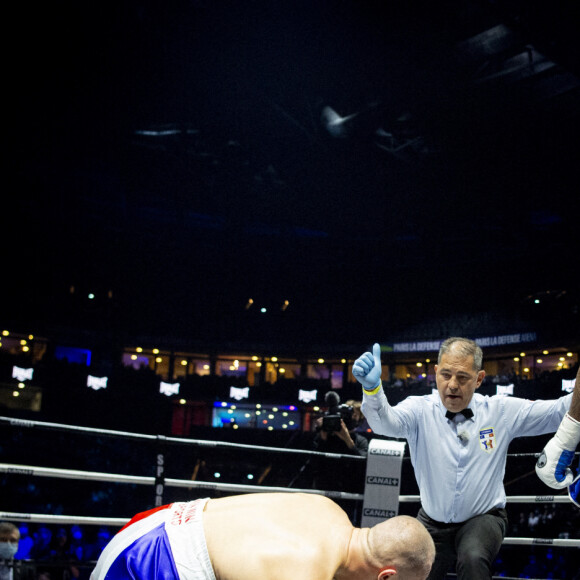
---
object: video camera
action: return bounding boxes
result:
[321,391,354,432]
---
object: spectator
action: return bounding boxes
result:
[0,522,19,580]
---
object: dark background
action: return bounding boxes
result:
[4,0,580,348]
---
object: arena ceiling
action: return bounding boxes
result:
[5,0,580,348]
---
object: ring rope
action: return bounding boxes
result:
[0,463,363,501]
[0,416,365,462]
[1,463,573,505]
[6,416,570,460]
[0,511,577,548]
[0,512,129,526]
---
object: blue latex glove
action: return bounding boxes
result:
[352,343,382,391]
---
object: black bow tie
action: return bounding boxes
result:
[446,408,474,420]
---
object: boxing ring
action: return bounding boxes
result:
[1,415,579,579]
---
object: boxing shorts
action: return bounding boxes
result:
[90,498,216,580]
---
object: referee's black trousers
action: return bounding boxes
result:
[417,506,508,580]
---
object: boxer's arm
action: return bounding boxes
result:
[536,366,580,489]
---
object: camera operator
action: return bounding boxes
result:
[312,392,369,495]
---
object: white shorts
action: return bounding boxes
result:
[90,498,216,580]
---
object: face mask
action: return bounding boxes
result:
[0,542,18,560]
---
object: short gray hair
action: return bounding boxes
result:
[438,337,483,372]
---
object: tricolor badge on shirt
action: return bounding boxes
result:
[479,427,496,453]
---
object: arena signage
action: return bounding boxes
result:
[363,508,397,519]
[366,476,399,486]
[361,439,405,527]
[391,332,537,353]
[369,448,402,457]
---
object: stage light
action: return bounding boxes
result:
[299,389,317,403]
[562,379,575,392]
[160,381,180,396]
[497,384,514,396]
[230,386,249,401]
[13,366,33,381]
[87,376,108,391]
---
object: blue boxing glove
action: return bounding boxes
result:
[535,413,580,489]
[569,468,580,508]
[352,343,382,393]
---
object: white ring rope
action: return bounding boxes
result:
[1,463,573,506]
[0,416,365,462]
[0,463,363,501]
[0,511,577,548]
[0,512,129,527]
